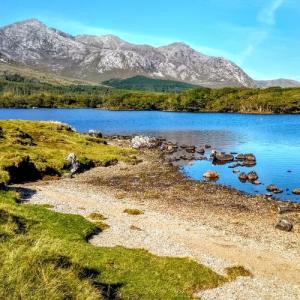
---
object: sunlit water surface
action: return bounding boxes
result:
[1,108,300,202]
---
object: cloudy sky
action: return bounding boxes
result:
[1,0,299,80]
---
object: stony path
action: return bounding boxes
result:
[16,170,300,300]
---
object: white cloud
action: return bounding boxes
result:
[258,0,284,25]
[238,0,285,64]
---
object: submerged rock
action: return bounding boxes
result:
[185,146,196,153]
[197,148,205,154]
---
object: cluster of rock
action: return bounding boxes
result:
[88,129,103,138]
[131,136,158,149]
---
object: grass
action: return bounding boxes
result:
[0,190,250,299]
[123,208,144,215]
[38,204,55,209]
[0,120,135,185]
[88,212,107,221]
[225,266,253,280]
[88,213,109,231]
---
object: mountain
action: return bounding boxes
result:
[255,79,300,88]
[103,75,198,92]
[0,19,255,87]
[0,19,297,88]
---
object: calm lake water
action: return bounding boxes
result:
[1,108,300,202]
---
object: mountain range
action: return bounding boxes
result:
[0,19,299,88]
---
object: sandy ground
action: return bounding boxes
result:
[14,148,300,299]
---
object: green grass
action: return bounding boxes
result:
[123,208,144,215]
[0,190,248,299]
[88,212,107,221]
[0,120,135,185]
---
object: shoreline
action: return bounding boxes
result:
[2,107,300,115]
[15,140,300,298]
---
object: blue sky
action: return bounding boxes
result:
[1,0,299,81]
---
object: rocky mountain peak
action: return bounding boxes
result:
[1,19,296,87]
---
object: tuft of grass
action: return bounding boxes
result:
[0,120,135,185]
[123,208,144,215]
[225,266,253,280]
[88,212,107,221]
[38,204,55,209]
[0,190,232,299]
[94,221,110,231]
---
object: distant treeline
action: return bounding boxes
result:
[103,75,198,92]
[1,73,300,113]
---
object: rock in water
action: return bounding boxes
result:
[292,188,300,195]
[203,170,219,179]
[238,172,248,181]
[247,171,258,181]
[211,150,234,163]
[275,219,293,232]
[266,184,283,193]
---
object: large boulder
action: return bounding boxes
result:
[131,136,157,149]
[203,170,219,179]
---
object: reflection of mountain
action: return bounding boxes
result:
[148,130,244,151]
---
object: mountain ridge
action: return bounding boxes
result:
[0,19,299,88]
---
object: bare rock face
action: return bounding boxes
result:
[0,19,256,87]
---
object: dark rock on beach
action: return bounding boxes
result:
[275,219,293,232]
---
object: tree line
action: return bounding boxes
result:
[1,73,300,113]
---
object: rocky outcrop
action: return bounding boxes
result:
[0,19,255,87]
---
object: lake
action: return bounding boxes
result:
[1,108,300,202]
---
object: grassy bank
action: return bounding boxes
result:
[0,190,237,299]
[1,72,300,113]
[0,120,135,185]
[0,120,253,298]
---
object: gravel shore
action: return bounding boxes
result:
[15,147,300,299]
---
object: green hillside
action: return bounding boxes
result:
[103,75,198,92]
